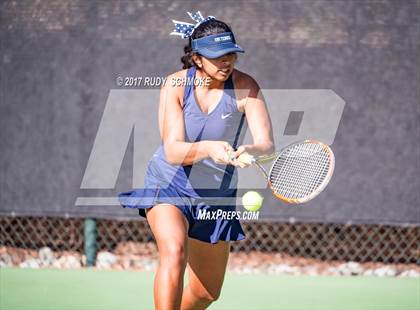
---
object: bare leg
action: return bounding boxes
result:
[181,238,230,310]
[146,204,189,310]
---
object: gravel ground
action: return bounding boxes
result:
[1,243,419,278]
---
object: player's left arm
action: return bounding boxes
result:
[233,73,274,160]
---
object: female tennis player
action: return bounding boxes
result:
[119,11,273,309]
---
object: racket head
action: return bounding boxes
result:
[267,139,335,204]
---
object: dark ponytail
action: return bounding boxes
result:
[180,19,233,69]
[180,44,195,69]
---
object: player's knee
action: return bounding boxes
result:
[160,243,187,267]
[192,286,221,303]
[207,290,221,302]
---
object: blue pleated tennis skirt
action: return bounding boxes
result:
[118,183,246,244]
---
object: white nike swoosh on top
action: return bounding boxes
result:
[221,113,232,119]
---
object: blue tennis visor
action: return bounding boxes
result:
[191,32,245,59]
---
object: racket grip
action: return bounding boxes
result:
[226,151,254,165]
[237,152,254,165]
[226,150,236,161]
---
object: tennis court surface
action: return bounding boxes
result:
[1,267,418,310]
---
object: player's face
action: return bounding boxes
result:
[196,52,237,81]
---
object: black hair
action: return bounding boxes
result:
[180,19,233,69]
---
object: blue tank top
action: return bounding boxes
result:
[145,66,246,199]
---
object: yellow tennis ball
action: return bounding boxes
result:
[242,191,263,211]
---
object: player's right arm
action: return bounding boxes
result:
[159,72,235,166]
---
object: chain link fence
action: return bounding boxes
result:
[1,216,418,264]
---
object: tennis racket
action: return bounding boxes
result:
[232,140,335,204]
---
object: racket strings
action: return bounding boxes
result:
[273,156,326,198]
[272,144,321,188]
[278,145,325,198]
[270,143,331,199]
[285,147,330,198]
[280,147,330,198]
